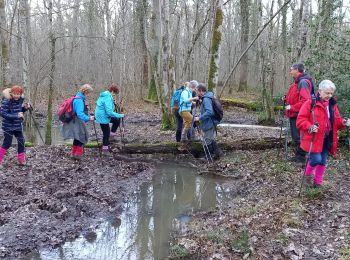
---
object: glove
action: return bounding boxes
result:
[285,105,291,110]
[308,124,319,133]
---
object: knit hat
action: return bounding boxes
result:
[291,63,305,73]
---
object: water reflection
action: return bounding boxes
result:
[25,163,235,260]
[24,126,65,145]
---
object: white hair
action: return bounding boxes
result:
[318,80,336,91]
[188,80,199,88]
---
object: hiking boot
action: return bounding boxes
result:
[102,146,109,154]
[72,146,84,160]
[17,153,26,166]
[304,174,314,188]
[0,147,6,166]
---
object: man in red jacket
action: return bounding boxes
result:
[284,63,315,164]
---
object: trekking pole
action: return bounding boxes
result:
[277,100,286,158]
[90,113,102,157]
[347,126,350,152]
[196,128,210,164]
[298,110,318,197]
[197,127,213,164]
[28,107,45,144]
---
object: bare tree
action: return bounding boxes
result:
[207,0,223,93]
[238,0,250,92]
[45,0,56,145]
[0,0,9,89]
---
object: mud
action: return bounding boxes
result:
[0,146,152,259]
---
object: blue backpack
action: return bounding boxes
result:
[171,86,185,109]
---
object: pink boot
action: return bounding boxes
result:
[314,165,326,187]
[305,162,315,176]
[17,153,26,166]
[0,147,7,165]
[304,162,315,187]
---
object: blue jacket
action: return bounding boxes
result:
[200,91,219,131]
[72,91,90,122]
[1,88,26,132]
[95,91,123,124]
[179,88,192,113]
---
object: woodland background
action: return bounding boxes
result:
[0,0,349,143]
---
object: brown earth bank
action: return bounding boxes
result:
[169,149,350,260]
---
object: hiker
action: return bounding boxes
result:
[194,83,222,160]
[179,80,199,142]
[171,83,187,142]
[297,80,350,187]
[62,84,95,159]
[95,84,124,153]
[0,85,31,167]
[284,63,315,164]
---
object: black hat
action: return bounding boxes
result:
[291,63,305,73]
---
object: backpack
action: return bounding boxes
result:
[57,96,81,123]
[171,86,185,109]
[205,96,224,122]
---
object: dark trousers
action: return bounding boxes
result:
[110,117,120,133]
[2,130,25,154]
[73,139,84,147]
[174,110,183,142]
[289,117,306,159]
[100,124,110,146]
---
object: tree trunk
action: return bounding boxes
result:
[0,0,9,89]
[136,0,149,98]
[160,0,173,130]
[147,0,161,101]
[238,0,250,92]
[45,0,56,145]
[207,0,223,93]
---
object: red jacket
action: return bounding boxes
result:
[296,98,344,156]
[285,74,313,118]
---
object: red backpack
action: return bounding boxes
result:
[57,96,81,123]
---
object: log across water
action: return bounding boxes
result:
[119,137,284,154]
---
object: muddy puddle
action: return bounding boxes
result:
[23,162,236,260]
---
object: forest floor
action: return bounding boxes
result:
[1,102,350,259]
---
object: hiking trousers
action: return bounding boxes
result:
[180,111,193,130]
[174,110,183,142]
[289,117,306,159]
[2,130,25,154]
[110,117,120,133]
[100,123,111,146]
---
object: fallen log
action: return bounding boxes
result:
[119,137,285,155]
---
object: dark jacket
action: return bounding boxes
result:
[1,88,26,132]
[200,91,219,131]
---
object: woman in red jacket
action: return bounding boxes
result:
[296,80,350,187]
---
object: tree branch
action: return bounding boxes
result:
[218,0,292,98]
